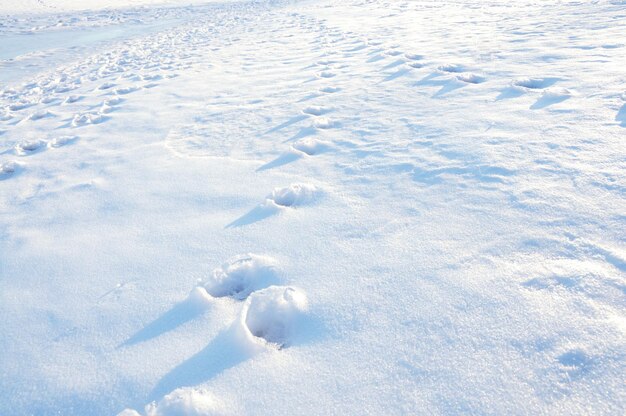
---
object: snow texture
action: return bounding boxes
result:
[0,0,625,414]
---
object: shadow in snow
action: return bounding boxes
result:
[120,297,207,347]
[381,67,412,83]
[264,114,307,135]
[149,327,252,402]
[256,151,302,172]
[616,103,626,127]
[433,80,466,98]
[530,94,570,109]
[381,58,406,70]
[495,86,525,101]
[226,204,278,228]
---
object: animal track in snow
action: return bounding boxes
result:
[241,286,308,348]
[15,139,46,155]
[196,254,281,300]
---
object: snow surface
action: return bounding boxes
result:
[1,0,625,414]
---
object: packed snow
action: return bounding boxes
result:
[1,0,625,414]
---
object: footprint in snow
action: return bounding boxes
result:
[0,161,21,180]
[240,285,308,348]
[385,49,403,56]
[292,137,331,156]
[456,73,486,84]
[96,81,116,91]
[317,70,336,78]
[24,109,54,122]
[195,254,281,300]
[513,77,560,90]
[405,53,424,61]
[319,86,340,93]
[438,63,469,73]
[72,112,107,127]
[227,183,321,227]
[302,105,331,116]
[48,135,78,148]
[15,139,46,155]
[312,116,339,129]
[63,95,83,105]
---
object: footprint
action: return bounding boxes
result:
[48,136,78,148]
[241,286,308,348]
[438,63,468,73]
[319,86,340,93]
[456,73,486,84]
[141,387,226,416]
[513,77,559,89]
[385,49,403,56]
[97,82,116,91]
[404,53,424,61]
[25,109,54,121]
[63,95,83,104]
[302,105,331,116]
[15,139,46,155]
[72,112,106,127]
[312,117,338,129]
[292,138,331,156]
[266,183,320,208]
[196,254,281,300]
[113,86,138,95]
[317,70,336,78]
[0,161,20,179]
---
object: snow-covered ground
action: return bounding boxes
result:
[1,0,625,414]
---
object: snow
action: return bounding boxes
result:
[1,0,625,414]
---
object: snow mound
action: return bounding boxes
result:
[241,286,308,348]
[145,387,226,416]
[266,183,320,207]
[198,254,280,300]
